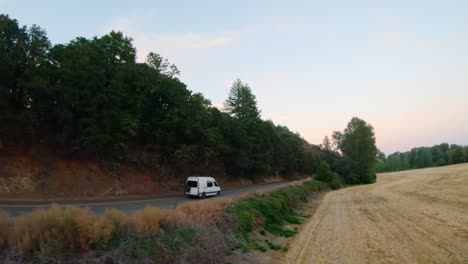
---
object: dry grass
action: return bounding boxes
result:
[166,198,232,228]
[93,208,128,248]
[0,180,326,263]
[0,212,12,250]
[130,206,168,234]
[12,204,96,254]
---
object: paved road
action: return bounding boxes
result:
[0,181,291,216]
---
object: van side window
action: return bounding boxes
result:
[214,181,218,187]
[207,181,213,187]
[187,181,197,188]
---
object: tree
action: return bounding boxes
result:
[146,52,180,77]
[401,153,410,170]
[0,15,52,139]
[50,32,139,152]
[333,117,377,184]
[321,136,332,151]
[316,161,332,182]
[435,158,446,166]
[386,153,402,171]
[464,147,468,162]
[224,79,261,121]
[450,144,464,164]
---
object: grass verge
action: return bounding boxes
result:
[0,180,327,263]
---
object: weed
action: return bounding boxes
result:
[227,180,326,237]
[0,212,12,250]
[12,204,95,255]
[93,208,128,250]
[131,206,168,234]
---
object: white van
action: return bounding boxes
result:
[185,176,221,198]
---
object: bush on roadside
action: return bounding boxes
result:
[93,209,129,250]
[166,198,231,229]
[0,180,328,262]
[316,161,342,189]
[227,180,327,239]
[0,212,11,250]
[12,204,96,256]
[131,207,168,234]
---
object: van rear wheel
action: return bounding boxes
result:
[201,192,206,199]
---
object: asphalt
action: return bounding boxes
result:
[0,181,291,216]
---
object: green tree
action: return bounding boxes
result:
[333,117,377,184]
[146,52,180,77]
[51,32,139,152]
[464,147,468,162]
[321,136,332,151]
[316,161,333,182]
[450,144,464,164]
[401,153,410,169]
[0,15,51,138]
[386,153,402,171]
[224,79,261,121]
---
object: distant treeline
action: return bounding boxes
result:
[0,14,379,185]
[376,143,468,172]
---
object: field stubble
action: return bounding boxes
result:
[285,163,468,264]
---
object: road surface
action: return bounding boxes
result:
[285,164,468,264]
[0,181,291,216]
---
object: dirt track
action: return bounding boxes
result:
[285,164,468,264]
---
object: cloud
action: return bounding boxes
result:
[101,16,249,81]
[381,31,401,49]
[104,17,237,60]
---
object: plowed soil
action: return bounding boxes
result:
[285,164,468,264]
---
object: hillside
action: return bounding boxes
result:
[0,15,326,198]
[0,144,282,199]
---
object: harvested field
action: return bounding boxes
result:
[285,163,468,264]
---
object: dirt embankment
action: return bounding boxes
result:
[0,145,289,200]
[285,164,468,264]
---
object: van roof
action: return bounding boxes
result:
[187,176,215,180]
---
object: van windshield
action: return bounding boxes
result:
[186,180,198,188]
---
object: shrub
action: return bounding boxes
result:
[436,158,447,167]
[0,180,328,262]
[0,212,12,250]
[12,204,96,255]
[166,198,231,228]
[228,180,327,237]
[329,172,342,190]
[316,161,333,182]
[131,207,168,234]
[93,209,128,250]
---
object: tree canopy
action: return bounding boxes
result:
[224,79,261,121]
[332,117,378,184]
[0,14,324,180]
[377,143,468,172]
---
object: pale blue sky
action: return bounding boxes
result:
[3,0,468,154]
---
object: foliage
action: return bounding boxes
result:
[316,161,342,189]
[377,143,468,172]
[0,14,321,180]
[227,180,327,238]
[0,181,327,262]
[223,78,261,120]
[332,117,378,184]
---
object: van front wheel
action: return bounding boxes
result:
[201,192,206,199]
[217,191,221,196]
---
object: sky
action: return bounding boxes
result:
[2,0,467,154]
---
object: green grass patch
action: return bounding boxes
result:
[227,180,326,238]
